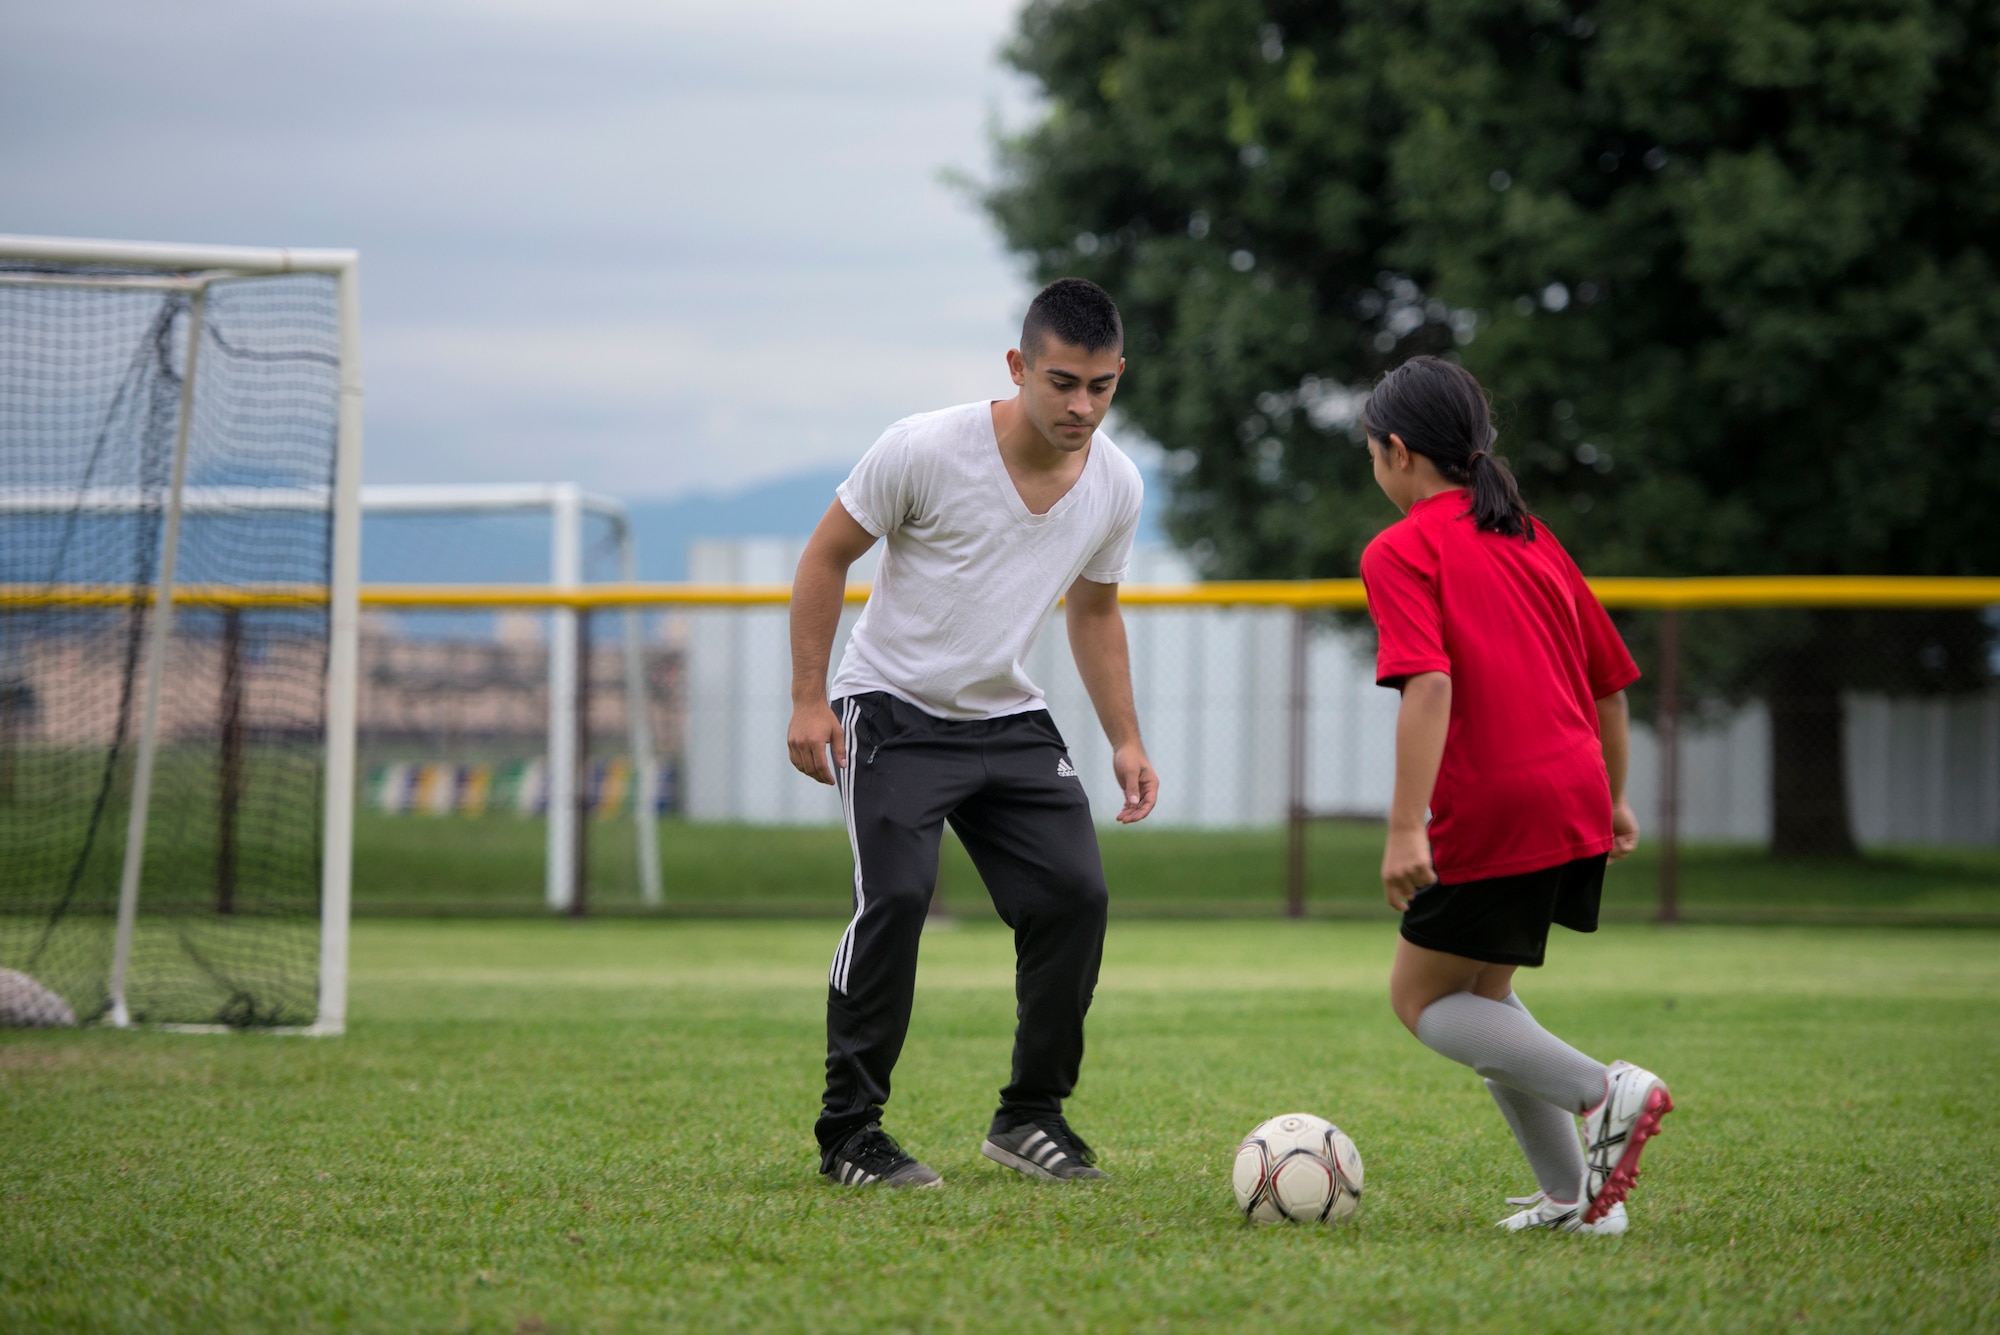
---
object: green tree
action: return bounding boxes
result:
[985,0,2000,855]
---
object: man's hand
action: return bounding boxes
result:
[1111,742,1158,823]
[787,700,847,786]
[1609,799,1640,861]
[1382,827,1436,912]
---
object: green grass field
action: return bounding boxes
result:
[354,813,2000,923]
[4,919,1997,1332]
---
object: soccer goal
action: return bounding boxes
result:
[0,234,361,1033]
[359,483,664,913]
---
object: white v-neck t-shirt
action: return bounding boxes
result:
[829,400,1144,720]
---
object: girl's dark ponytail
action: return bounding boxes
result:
[1465,446,1532,540]
[1362,356,1534,540]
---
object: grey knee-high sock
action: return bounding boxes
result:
[1484,995,1587,1201]
[1414,990,1608,1115]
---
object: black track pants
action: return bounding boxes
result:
[816,691,1109,1155]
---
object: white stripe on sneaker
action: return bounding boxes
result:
[1019,1130,1068,1169]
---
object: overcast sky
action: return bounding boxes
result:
[2,0,1046,499]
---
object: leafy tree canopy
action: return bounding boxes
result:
[985,0,2000,855]
[985,0,2000,586]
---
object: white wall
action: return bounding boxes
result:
[1845,691,2000,846]
[1625,705,1773,844]
[679,539,2000,846]
[681,537,877,824]
[681,543,1398,830]
[1033,601,1294,827]
[1621,691,2000,846]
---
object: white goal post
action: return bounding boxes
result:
[0,233,362,1035]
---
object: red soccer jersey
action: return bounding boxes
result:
[1360,490,1640,883]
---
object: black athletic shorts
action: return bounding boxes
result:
[1398,852,1608,968]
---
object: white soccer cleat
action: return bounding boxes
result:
[1580,1060,1673,1224]
[1498,1190,1627,1235]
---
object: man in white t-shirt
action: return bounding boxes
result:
[787,278,1159,1189]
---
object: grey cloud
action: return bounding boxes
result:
[3,0,1036,497]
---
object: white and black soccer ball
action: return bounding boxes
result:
[1233,1112,1364,1224]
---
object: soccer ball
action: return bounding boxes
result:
[1232,1113,1364,1224]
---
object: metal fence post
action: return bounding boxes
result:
[1285,607,1307,919]
[1656,608,1681,923]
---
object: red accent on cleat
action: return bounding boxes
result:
[1581,1085,1673,1224]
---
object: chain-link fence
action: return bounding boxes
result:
[347,577,2000,925]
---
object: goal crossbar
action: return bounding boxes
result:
[0,234,357,275]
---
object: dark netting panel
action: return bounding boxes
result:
[0,264,338,1025]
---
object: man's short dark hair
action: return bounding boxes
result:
[1020,278,1123,363]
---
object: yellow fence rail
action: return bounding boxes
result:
[9,573,1990,924]
[0,576,1996,611]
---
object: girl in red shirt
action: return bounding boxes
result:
[1359,356,1672,1233]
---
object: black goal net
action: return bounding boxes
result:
[0,260,341,1026]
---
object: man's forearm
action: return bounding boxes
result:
[789,556,848,705]
[1066,604,1141,749]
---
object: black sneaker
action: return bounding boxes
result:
[980,1115,1108,1181]
[820,1124,943,1188]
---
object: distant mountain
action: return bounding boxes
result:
[627,457,1169,579]
[360,458,1169,585]
[624,468,851,580]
